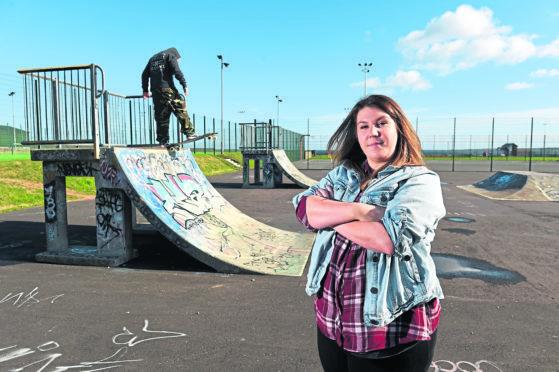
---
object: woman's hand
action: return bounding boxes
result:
[305,191,393,254]
[306,194,384,230]
[357,203,386,222]
[315,185,334,199]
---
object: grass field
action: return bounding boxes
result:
[0,153,31,161]
[0,151,243,214]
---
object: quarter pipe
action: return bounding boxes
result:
[458,170,559,201]
[270,150,318,188]
[108,148,313,276]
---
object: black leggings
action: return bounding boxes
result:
[316,327,437,372]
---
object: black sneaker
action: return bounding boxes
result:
[159,141,169,148]
[186,133,198,140]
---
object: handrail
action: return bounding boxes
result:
[18,64,103,155]
[94,64,105,99]
[16,63,305,159]
[17,64,94,74]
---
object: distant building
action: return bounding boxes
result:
[497,143,518,157]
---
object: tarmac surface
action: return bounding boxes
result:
[0,165,558,371]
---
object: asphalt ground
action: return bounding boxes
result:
[0,164,558,371]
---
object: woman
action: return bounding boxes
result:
[293,95,445,371]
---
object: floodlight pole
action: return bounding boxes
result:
[218,55,229,154]
[275,95,282,126]
[358,62,373,97]
[9,92,15,154]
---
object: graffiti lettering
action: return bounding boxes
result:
[101,161,120,187]
[0,320,187,371]
[430,360,503,372]
[0,287,64,308]
[112,319,187,347]
[263,163,274,182]
[44,183,56,222]
[56,162,95,177]
[96,189,124,246]
[97,213,122,240]
[96,189,123,213]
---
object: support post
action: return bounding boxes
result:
[95,188,134,260]
[43,174,68,252]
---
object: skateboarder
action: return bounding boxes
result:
[142,47,197,147]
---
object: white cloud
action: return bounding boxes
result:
[505,82,535,90]
[530,68,559,78]
[385,70,432,90]
[539,37,559,57]
[350,70,431,92]
[398,5,556,75]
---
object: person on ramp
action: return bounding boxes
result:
[142,47,197,147]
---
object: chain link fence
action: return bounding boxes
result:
[300,116,559,173]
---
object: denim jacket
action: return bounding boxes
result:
[293,164,445,327]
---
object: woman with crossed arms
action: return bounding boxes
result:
[294,95,445,371]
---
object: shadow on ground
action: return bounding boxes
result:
[0,221,215,273]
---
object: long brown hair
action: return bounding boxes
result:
[328,95,424,179]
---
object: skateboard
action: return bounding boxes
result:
[166,132,218,152]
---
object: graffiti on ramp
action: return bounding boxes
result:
[108,148,313,276]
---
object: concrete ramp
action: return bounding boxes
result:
[109,148,313,276]
[458,171,559,201]
[271,150,318,188]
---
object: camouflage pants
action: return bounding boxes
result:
[152,88,194,143]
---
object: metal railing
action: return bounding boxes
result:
[240,120,279,151]
[239,120,305,161]
[18,64,105,157]
[17,64,307,159]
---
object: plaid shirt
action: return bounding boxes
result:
[296,194,440,353]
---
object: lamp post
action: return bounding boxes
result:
[358,62,373,97]
[275,96,282,126]
[9,92,15,155]
[217,55,229,154]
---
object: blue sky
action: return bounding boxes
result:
[0,0,558,147]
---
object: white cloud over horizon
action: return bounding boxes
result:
[350,70,431,92]
[506,82,535,90]
[530,68,559,78]
[397,5,559,75]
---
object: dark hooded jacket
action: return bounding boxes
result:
[141,47,187,92]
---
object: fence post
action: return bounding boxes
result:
[103,91,110,145]
[529,117,534,171]
[51,78,61,145]
[490,117,494,172]
[203,116,207,154]
[128,101,134,145]
[307,119,310,169]
[90,64,100,158]
[192,113,196,153]
[452,117,456,172]
[149,104,154,145]
[34,80,41,146]
[543,131,546,161]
